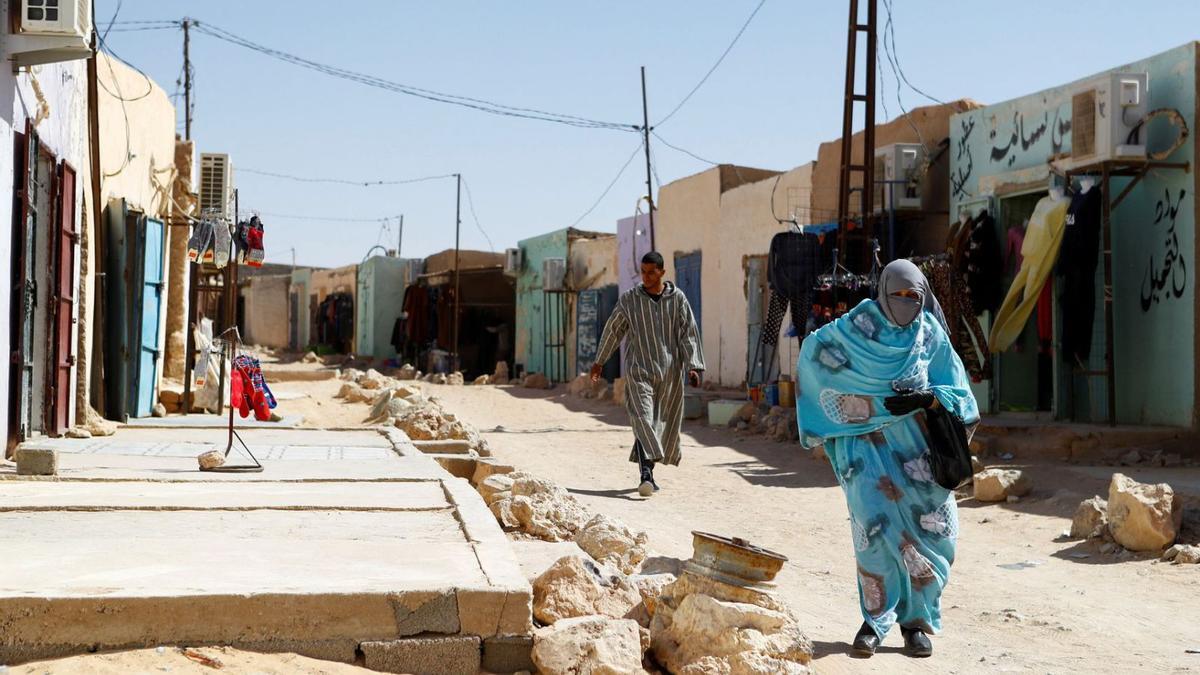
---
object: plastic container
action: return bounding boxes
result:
[778,379,796,407]
[708,400,746,427]
[764,384,779,407]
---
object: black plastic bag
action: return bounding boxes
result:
[923,406,973,490]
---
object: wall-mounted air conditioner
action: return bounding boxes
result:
[504,248,522,276]
[1069,72,1149,165]
[873,143,924,213]
[543,258,566,291]
[199,153,234,221]
[9,0,95,66]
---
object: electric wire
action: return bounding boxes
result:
[879,1,926,150]
[880,0,945,106]
[655,0,768,127]
[460,176,496,252]
[237,210,395,223]
[651,131,719,166]
[569,141,645,228]
[238,167,458,187]
[188,19,637,132]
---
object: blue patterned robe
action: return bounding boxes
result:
[796,299,979,637]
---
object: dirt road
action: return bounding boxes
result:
[431,383,1200,674]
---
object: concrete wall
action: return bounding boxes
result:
[290,268,313,350]
[0,36,89,443]
[311,265,358,305]
[357,255,407,361]
[617,212,652,295]
[242,275,290,349]
[424,249,504,274]
[163,140,195,380]
[812,100,982,224]
[515,229,569,378]
[655,165,780,386]
[718,163,814,385]
[949,43,1198,427]
[566,235,617,376]
[97,53,177,398]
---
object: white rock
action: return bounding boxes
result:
[524,373,551,390]
[973,468,1032,502]
[65,427,92,439]
[652,592,811,675]
[575,513,650,575]
[338,382,372,403]
[533,555,642,625]
[197,450,226,470]
[340,368,363,382]
[630,573,677,625]
[1174,544,1200,564]
[478,474,515,505]
[532,616,645,675]
[447,372,465,386]
[490,497,522,529]
[473,374,491,386]
[1107,472,1182,552]
[357,369,390,390]
[1070,496,1108,539]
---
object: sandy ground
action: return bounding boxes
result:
[10,646,369,674]
[427,383,1200,675]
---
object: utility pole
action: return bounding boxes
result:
[182,18,192,140]
[640,66,655,250]
[452,175,462,371]
[835,0,877,268]
[397,214,404,258]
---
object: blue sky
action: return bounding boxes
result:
[98,1,1200,268]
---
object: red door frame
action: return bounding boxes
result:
[50,162,77,436]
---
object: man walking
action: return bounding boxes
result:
[591,252,705,497]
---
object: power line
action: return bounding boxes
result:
[238,167,457,187]
[569,141,645,228]
[879,1,926,150]
[880,0,945,106]
[187,18,638,132]
[459,177,495,252]
[651,131,719,166]
[655,0,768,127]
[238,209,396,223]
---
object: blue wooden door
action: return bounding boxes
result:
[576,289,600,376]
[134,217,165,417]
[674,251,702,337]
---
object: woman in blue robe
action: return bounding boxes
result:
[796,259,979,659]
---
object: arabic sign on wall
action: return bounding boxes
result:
[949,43,1197,427]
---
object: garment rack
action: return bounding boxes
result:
[201,325,263,473]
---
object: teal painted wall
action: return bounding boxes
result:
[515,229,570,378]
[356,256,408,361]
[951,43,1197,427]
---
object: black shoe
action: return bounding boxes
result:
[901,626,932,658]
[851,622,880,658]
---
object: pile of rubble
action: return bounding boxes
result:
[1068,472,1200,563]
[565,374,614,401]
[469,469,812,673]
[726,402,799,443]
[335,368,492,456]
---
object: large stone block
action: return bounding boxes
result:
[532,555,641,625]
[390,590,460,636]
[458,588,532,638]
[1108,472,1183,551]
[973,468,1031,502]
[360,636,480,675]
[482,635,536,674]
[532,616,644,675]
[16,448,57,476]
[1070,496,1108,539]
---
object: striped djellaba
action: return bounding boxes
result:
[593,282,705,466]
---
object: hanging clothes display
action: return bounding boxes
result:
[921,259,992,382]
[187,219,215,264]
[315,293,354,353]
[1056,187,1103,365]
[989,194,1070,352]
[763,231,823,343]
[965,210,1003,315]
[232,353,277,421]
[235,216,266,268]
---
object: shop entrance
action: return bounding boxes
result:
[995,192,1055,413]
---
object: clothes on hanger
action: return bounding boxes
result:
[765,231,823,340]
[187,219,215,264]
[233,353,277,421]
[1056,187,1103,364]
[966,210,1003,315]
[1005,221,1026,275]
[990,193,1070,352]
[922,259,992,382]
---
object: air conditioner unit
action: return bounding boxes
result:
[543,258,566,291]
[199,153,234,221]
[1069,72,1149,165]
[504,248,522,276]
[9,0,94,66]
[873,143,924,213]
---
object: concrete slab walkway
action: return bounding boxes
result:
[0,426,531,674]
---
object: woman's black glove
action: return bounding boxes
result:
[884,390,936,415]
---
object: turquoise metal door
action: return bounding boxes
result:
[134,217,165,417]
[674,251,702,338]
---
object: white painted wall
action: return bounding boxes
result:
[0,23,89,443]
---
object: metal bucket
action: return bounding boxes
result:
[686,531,788,587]
[778,379,796,407]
